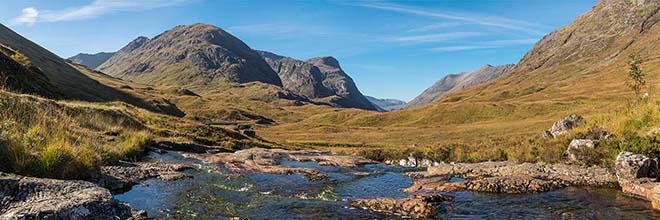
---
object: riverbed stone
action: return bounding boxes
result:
[0,172,134,220]
[407,161,617,194]
[185,148,375,181]
[96,161,193,192]
[350,194,451,219]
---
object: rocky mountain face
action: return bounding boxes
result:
[67,52,114,69]
[365,96,407,112]
[441,0,660,104]
[406,64,514,108]
[98,23,282,88]
[259,50,377,110]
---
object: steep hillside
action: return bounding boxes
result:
[365,96,407,112]
[98,24,282,88]
[259,50,377,110]
[67,52,114,69]
[0,23,181,115]
[406,64,514,108]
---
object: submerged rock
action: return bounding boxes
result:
[544,114,584,138]
[0,172,136,220]
[350,194,451,219]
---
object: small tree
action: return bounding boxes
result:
[626,54,645,106]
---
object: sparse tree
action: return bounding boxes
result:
[626,54,645,106]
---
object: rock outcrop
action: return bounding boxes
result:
[350,194,451,219]
[406,64,514,108]
[98,23,283,88]
[0,172,136,220]
[544,114,584,138]
[614,151,660,210]
[405,161,617,194]
[258,50,377,110]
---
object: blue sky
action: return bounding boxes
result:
[0,0,596,101]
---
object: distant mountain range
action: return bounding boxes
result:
[67,52,114,69]
[258,50,377,110]
[365,96,407,112]
[406,64,514,108]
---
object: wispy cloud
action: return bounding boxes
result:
[387,32,484,43]
[407,22,463,32]
[429,38,538,52]
[355,2,545,35]
[12,0,190,26]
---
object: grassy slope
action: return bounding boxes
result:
[0,90,271,180]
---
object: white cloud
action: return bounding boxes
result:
[429,38,539,52]
[355,2,545,35]
[13,7,39,26]
[11,0,190,26]
[387,32,484,43]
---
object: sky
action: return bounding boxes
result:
[0,0,597,101]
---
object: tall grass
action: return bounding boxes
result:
[0,91,152,179]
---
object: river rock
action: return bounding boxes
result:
[615,151,658,185]
[350,194,451,219]
[185,148,375,181]
[386,157,440,167]
[407,161,617,194]
[0,172,134,220]
[96,161,193,192]
[565,139,596,163]
[544,114,584,138]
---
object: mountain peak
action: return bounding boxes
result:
[119,36,149,53]
[97,24,282,87]
[307,56,341,69]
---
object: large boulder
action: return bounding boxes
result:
[565,139,597,163]
[0,172,135,220]
[544,114,584,138]
[615,151,658,185]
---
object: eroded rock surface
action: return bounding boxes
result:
[0,172,136,220]
[185,148,375,181]
[614,151,660,210]
[406,162,616,194]
[350,194,451,219]
[96,161,193,192]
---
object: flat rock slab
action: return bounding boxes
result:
[407,162,617,194]
[96,161,193,193]
[0,172,135,220]
[351,194,452,219]
[185,148,376,181]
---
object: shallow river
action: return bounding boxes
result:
[115,152,660,219]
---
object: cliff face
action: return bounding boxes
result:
[259,51,377,110]
[97,23,282,88]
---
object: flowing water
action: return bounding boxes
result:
[115,152,660,219]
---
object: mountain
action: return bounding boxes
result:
[97,23,282,88]
[0,23,174,112]
[365,96,407,112]
[406,64,514,108]
[258,50,378,110]
[67,52,114,69]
